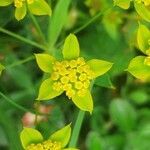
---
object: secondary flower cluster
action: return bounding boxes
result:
[20,124,76,150]
[0,0,51,20]
[51,58,94,98]
[127,24,150,81]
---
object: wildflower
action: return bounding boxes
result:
[127,24,150,81]
[20,124,77,150]
[0,0,52,20]
[114,0,150,22]
[35,34,113,113]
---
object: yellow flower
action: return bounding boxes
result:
[20,124,77,150]
[0,0,52,20]
[35,34,113,113]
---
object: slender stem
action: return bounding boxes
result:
[0,91,49,116]
[69,111,85,147]
[56,6,112,49]
[69,81,95,147]
[29,13,48,47]
[6,55,34,69]
[0,27,47,51]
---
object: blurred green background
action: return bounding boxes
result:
[0,0,150,150]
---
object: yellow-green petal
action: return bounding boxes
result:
[0,0,13,6]
[62,34,80,60]
[15,3,27,21]
[127,56,150,81]
[137,24,150,55]
[37,78,63,100]
[35,53,55,73]
[0,64,5,76]
[28,0,52,16]
[20,128,43,149]
[50,124,71,148]
[72,90,93,113]
[113,0,131,9]
[134,2,150,22]
[87,59,113,78]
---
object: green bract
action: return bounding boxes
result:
[35,34,113,113]
[114,0,150,22]
[0,63,5,76]
[127,24,150,81]
[0,0,52,21]
[20,124,77,150]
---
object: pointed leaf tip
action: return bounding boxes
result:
[50,124,72,148]
[63,34,80,60]
[20,127,43,149]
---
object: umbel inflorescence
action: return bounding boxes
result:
[14,0,34,8]
[26,140,61,150]
[51,57,94,98]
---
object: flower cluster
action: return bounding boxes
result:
[20,124,76,150]
[51,58,94,98]
[26,140,61,150]
[127,24,150,81]
[35,34,113,113]
[0,0,51,20]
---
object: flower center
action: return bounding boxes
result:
[14,0,34,8]
[14,0,25,8]
[26,140,61,150]
[135,0,150,6]
[51,57,94,98]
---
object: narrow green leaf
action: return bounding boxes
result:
[0,64,5,76]
[109,99,137,132]
[35,53,55,73]
[72,90,93,113]
[37,78,63,100]
[134,2,150,22]
[48,0,71,48]
[15,4,27,21]
[62,34,80,60]
[127,56,150,81]
[137,24,150,55]
[20,128,43,149]
[28,0,52,16]
[87,59,113,78]
[50,124,71,148]
[0,0,13,6]
[114,0,131,9]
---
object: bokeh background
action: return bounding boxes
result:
[0,0,150,150]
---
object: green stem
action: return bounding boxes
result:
[74,6,112,34]
[69,110,85,147]
[6,55,34,69]
[0,92,48,116]
[0,27,47,51]
[29,13,48,47]
[56,6,112,49]
[69,81,95,147]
